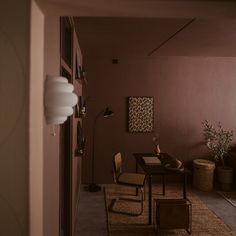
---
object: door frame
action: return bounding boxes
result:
[59,16,74,236]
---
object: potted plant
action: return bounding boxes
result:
[202,120,234,190]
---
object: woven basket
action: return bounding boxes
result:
[193,159,215,191]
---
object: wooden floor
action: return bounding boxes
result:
[193,188,236,231]
[76,185,108,236]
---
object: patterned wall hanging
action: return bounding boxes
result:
[75,49,82,80]
[75,120,86,156]
[75,49,87,84]
[79,96,86,118]
[128,96,154,132]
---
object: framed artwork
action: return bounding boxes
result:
[75,104,79,118]
[75,120,86,156]
[75,49,82,80]
[79,96,86,117]
[75,96,86,118]
[75,48,88,85]
[128,96,154,132]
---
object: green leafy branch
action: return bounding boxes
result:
[202,120,233,167]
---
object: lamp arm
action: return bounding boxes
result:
[91,109,104,184]
[93,110,104,131]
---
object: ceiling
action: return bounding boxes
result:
[75,18,236,57]
[35,0,236,57]
[36,0,236,18]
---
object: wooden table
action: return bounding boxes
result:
[133,153,188,225]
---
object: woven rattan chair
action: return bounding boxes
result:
[110,152,146,216]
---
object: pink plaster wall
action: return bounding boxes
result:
[83,56,236,184]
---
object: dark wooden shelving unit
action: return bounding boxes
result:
[59,16,83,236]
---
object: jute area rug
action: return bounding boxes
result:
[105,184,236,236]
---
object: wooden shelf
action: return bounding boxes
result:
[61,58,72,75]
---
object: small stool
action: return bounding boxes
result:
[193,159,215,191]
[153,198,192,234]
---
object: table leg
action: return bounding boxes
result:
[183,172,187,199]
[162,175,165,196]
[149,175,152,225]
[136,159,138,196]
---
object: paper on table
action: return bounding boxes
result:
[142,156,161,165]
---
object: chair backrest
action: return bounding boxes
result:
[113,152,122,183]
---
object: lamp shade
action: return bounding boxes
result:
[45,107,74,117]
[45,92,78,107]
[44,76,78,124]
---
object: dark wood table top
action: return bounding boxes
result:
[133,152,188,175]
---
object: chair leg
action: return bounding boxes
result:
[153,199,157,231]
[140,188,144,214]
[186,200,192,234]
[136,184,145,200]
[186,228,192,234]
[143,183,146,201]
[110,187,144,216]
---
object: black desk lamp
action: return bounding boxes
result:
[88,107,114,192]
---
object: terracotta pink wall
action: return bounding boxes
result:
[83,56,236,183]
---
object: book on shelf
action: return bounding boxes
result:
[142,156,161,165]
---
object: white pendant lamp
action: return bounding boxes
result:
[44,76,78,125]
